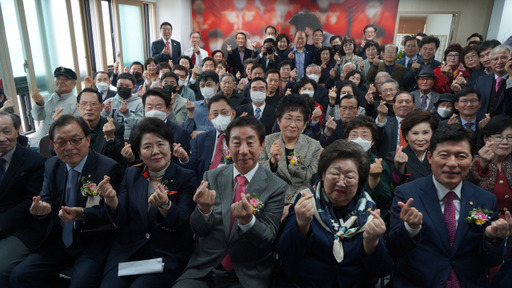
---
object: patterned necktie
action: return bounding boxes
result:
[421,94,428,110]
[239,50,244,63]
[166,41,172,58]
[444,191,460,288]
[255,107,261,120]
[464,122,474,131]
[62,168,79,247]
[495,77,504,93]
[221,175,247,271]
[0,158,6,184]
[191,51,197,67]
[399,120,408,148]
[209,134,225,170]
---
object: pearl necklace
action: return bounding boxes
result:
[147,162,170,181]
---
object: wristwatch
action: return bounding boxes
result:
[160,200,170,209]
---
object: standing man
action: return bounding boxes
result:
[367,43,406,89]
[402,36,442,91]
[227,32,254,77]
[396,36,421,73]
[10,115,123,287]
[183,31,209,71]
[0,111,46,286]
[174,116,287,288]
[93,71,116,101]
[31,67,80,148]
[439,87,484,133]
[388,124,510,287]
[411,66,440,112]
[151,22,182,64]
[285,30,314,81]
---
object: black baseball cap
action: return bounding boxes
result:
[54,66,77,80]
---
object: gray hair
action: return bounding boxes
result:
[306,63,321,74]
[375,71,391,82]
[489,45,512,59]
[219,73,236,83]
[381,78,399,90]
[343,62,356,70]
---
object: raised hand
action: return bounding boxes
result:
[485,211,512,239]
[447,113,459,125]
[52,107,64,121]
[368,158,383,189]
[394,146,408,173]
[398,198,423,230]
[376,101,388,123]
[251,40,258,50]
[227,45,232,54]
[59,206,84,223]
[363,209,386,254]
[30,196,52,216]
[478,113,491,130]
[328,87,337,105]
[311,106,322,123]
[102,118,116,139]
[295,191,314,236]
[148,183,170,208]
[231,193,254,225]
[411,60,420,71]
[193,180,216,214]
[290,68,297,81]
[119,101,129,114]
[478,140,495,171]
[103,100,112,114]
[32,88,44,106]
[288,50,295,60]
[121,142,135,162]
[324,115,337,137]
[270,139,282,165]
[84,76,94,88]
[173,143,189,162]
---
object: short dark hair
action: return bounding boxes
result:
[329,35,342,45]
[93,71,109,80]
[363,40,380,53]
[144,57,157,69]
[344,70,365,88]
[461,45,479,66]
[130,61,144,71]
[189,31,201,39]
[276,33,290,46]
[393,91,414,103]
[297,77,317,92]
[443,43,463,62]
[400,110,438,142]
[118,73,135,85]
[207,94,232,111]
[178,55,192,68]
[160,22,172,30]
[419,36,440,49]
[455,87,481,101]
[339,93,359,106]
[156,62,171,75]
[129,117,174,159]
[172,64,187,73]
[235,32,247,40]
[0,111,20,130]
[216,60,228,70]
[467,33,483,42]
[363,24,377,33]
[339,36,356,56]
[344,116,379,144]
[77,88,102,104]
[276,94,309,124]
[226,116,266,145]
[478,40,500,55]
[161,71,178,82]
[313,28,323,35]
[198,71,219,84]
[212,50,224,59]
[429,123,476,156]
[202,57,215,67]
[289,11,322,31]
[318,139,370,193]
[249,77,268,90]
[278,60,292,70]
[250,64,264,74]
[265,25,277,34]
[263,38,276,46]
[49,115,90,141]
[142,88,171,108]
[404,35,420,47]
[337,79,359,98]
[265,68,280,79]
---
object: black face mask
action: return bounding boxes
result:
[132,72,142,80]
[117,87,132,99]
[332,45,341,52]
[163,85,177,94]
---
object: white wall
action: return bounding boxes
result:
[487,0,512,43]
[424,14,452,36]
[155,0,192,49]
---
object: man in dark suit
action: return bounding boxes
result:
[439,87,484,133]
[0,111,46,286]
[94,71,116,102]
[411,66,441,112]
[76,88,124,164]
[174,116,287,288]
[10,115,123,288]
[151,22,182,64]
[367,43,407,89]
[388,124,510,287]
[402,36,443,92]
[284,30,314,81]
[227,32,253,77]
[236,77,276,135]
[474,45,511,120]
[175,95,235,181]
[396,36,421,72]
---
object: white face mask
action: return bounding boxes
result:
[351,137,372,152]
[178,79,186,87]
[307,74,320,83]
[437,107,453,118]
[145,110,167,121]
[96,82,109,92]
[211,114,231,132]
[251,91,266,104]
[201,87,215,99]
[301,90,315,98]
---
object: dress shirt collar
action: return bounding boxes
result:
[252,102,265,113]
[0,145,16,170]
[66,155,88,173]
[433,175,462,201]
[233,163,259,184]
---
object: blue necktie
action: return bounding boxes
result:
[62,168,79,247]
[255,107,261,120]
[0,158,6,184]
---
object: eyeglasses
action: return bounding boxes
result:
[381,89,397,94]
[365,30,376,34]
[53,137,86,148]
[491,56,509,63]
[488,135,512,142]
[327,172,358,185]
[343,43,354,47]
[79,102,101,108]
[199,81,216,88]
[282,117,304,124]
[458,99,479,105]
[209,109,232,118]
[339,106,358,112]
[446,53,459,58]
[464,54,479,61]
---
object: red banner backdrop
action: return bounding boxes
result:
[192,0,399,55]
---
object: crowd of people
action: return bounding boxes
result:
[1,19,512,288]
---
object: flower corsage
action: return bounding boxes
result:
[80,176,100,197]
[148,180,178,198]
[249,194,264,214]
[465,208,492,226]
[287,151,308,168]
[222,147,231,163]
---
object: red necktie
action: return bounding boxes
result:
[191,51,196,67]
[221,175,247,271]
[444,191,460,288]
[166,41,172,58]
[209,134,225,170]
[495,77,504,93]
[399,120,407,148]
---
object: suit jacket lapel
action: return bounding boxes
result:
[203,130,216,168]
[418,178,451,253]
[452,182,474,253]
[0,145,25,196]
[76,151,99,207]
[277,133,293,181]
[220,166,234,240]
[94,118,107,154]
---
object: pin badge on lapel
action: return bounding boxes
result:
[469,201,474,206]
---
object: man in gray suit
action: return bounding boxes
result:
[411,66,440,112]
[174,116,287,288]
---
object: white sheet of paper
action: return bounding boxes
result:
[118,258,164,276]
[85,196,100,208]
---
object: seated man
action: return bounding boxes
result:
[76,88,124,163]
[184,71,219,138]
[160,72,187,127]
[388,124,510,287]
[101,73,144,141]
[0,111,46,287]
[320,94,359,147]
[174,116,287,288]
[367,43,406,90]
[93,71,116,101]
[173,64,196,101]
[175,95,235,181]
[411,66,440,112]
[217,73,248,108]
[10,115,123,287]
[236,77,277,135]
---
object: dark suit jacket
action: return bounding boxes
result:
[0,144,46,249]
[151,39,182,64]
[227,47,254,77]
[91,117,124,164]
[367,62,407,90]
[183,129,223,181]
[38,150,123,260]
[385,145,431,186]
[319,119,345,148]
[396,54,422,72]
[388,177,504,288]
[236,103,276,135]
[178,165,287,288]
[376,116,399,158]
[474,73,508,119]
[402,58,442,92]
[103,163,196,281]
[439,116,482,134]
[284,48,315,77]
[166,119,191,154]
